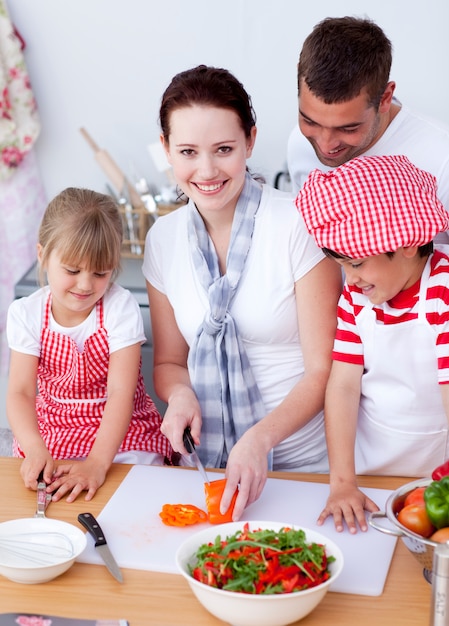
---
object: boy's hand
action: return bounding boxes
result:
[317,484,379,534]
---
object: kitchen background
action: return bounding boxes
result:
[1,0,448,433]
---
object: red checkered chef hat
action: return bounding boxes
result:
[295,155,449,258]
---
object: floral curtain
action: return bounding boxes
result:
[0,0,46,375]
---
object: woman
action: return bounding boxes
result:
[143,65,341,519]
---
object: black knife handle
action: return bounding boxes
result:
[78,512,107,547]
[183,426,196,453]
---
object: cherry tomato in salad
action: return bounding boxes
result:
[397,503,435,538]
[404,487,426,507]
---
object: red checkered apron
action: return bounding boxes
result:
[14,294,171,460]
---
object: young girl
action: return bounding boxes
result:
[7,187,172,502]
[143,65,342,520]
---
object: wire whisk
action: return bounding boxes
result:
[0,531,76,566]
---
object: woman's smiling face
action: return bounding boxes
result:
[162,105,256,216]
[336,248,426,304]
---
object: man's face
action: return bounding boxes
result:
[298,80,393,167]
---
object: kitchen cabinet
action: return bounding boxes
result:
[14,258,167,415]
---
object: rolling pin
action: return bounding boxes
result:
[80,127,145,210]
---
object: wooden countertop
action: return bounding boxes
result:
[0,458,432,625]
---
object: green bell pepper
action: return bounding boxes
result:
[424,476,449,529]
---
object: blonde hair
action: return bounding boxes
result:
[38,187,122,285]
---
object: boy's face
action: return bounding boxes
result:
[334,248,425,304]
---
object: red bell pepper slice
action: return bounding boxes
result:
[432,460,449,481]
[159,503,208,526]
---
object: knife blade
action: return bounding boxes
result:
[78,512,123,583]
[183,427,210,484]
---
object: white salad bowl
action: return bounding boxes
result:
[175,520,344,626]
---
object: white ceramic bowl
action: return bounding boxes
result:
[0,517,87,584]
[175,521,344,626]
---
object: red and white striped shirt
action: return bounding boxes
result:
[333,247,449,383]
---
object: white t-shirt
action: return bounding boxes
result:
[7,282,146,355]
[143,184,328,471]
[287,103,449,243]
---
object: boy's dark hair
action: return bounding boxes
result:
[297,16,392,108]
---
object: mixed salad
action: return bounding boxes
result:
[189,523,334,594]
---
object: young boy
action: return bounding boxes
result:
[296,154,449,533]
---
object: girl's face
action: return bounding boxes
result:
[162,105,256,217]
[336,248,426,305]
[38,246,113,326]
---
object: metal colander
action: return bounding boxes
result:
[369,477,436,573]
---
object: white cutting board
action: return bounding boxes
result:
[77,465,397,596]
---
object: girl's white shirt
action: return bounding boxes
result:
[7,282,146,355]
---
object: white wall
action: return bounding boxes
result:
[7,0,449,202]
[1,0,448,429]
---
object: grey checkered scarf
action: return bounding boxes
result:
[187,173,269,468]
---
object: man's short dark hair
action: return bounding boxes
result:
[298,16,392,108]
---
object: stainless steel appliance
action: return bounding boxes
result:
[14,258,167,414]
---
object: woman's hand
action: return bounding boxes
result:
[161,385,203,455]
[222,430,269,521]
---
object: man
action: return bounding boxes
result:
[287,16,449,240]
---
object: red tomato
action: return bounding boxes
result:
[404,487,426,507]
[397,504,435,538]
[430,528,449,543]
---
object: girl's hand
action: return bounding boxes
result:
[20,451,55,490]
[48,459,108,503]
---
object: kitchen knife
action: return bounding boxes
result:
[78,512,124,583]
[35,470,51,518]
[183,427,210,484]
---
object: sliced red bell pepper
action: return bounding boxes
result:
[159,503,208,527]
[204,478,238,524]
[188,523,333,594]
